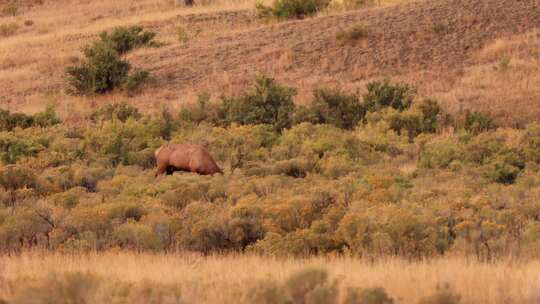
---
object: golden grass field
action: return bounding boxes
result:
[1,251,540,303]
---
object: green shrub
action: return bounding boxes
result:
[0,110,34,131]
[66,43,131,95]
[218,75,296,131]
[420,137,464,169]
[33,107,61,128]
[90,102,141,123]
[95,26,157,55]
[179,92,216,124]
[0,107,60,131]
[0,164,37,192]
[124,68,149,92]
[364,80,415,112]
[465,132,506,164]
[175,202,230,253]
[521,123,540,163]
[113,220,162,250]
[295,88,365,130]
[464,110,497,135]
[108,202,147,222]
[419,98,442,133]
[256,0,330,19]
[0,132,46,164]
[483,150,525,184]
[228,204,265,250]
[65,27,156,95]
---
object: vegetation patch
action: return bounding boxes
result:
[65,26,158,95]
[256,0,330,19]
[336,24,369,44]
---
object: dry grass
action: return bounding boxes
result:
[1,251,540,303]
[0,0,413,116]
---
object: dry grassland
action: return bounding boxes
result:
[3,0,537,126]
[1,251,540,303]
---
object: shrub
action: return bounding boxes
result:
[344,287,394,304]
[179,92,216,124]
[113,220,162,250]
[273,157,317,178]
[0,22,19,37]
[419,98,442,133]
[124,68,149,92]
[0,132,46,164]
[65,26,156,95]
[0,110,34,131]
[175,202,231,253]
[256,0,330,19]
[1,4,19,16]
[11,272,100,304]
[295,88,365,130]
[108,202,147,222]
[521,123,540,163]
[0,164,37,192]
[65,43,131,95]
[90,102,141,123]
[419,284,461,304]
[483,150,525,184]
[249,222,341,256]
[285,268,331,304]
[0,107,60,131]
[228,204,265,250]
[336,25,368,44]
[465,132,505,164]
[33,107,61,128]
[218,75,296,131]
[364,80,415,112]
[246,279,288,304]
[464,110,497,135]
[420,137,464,169]
[95,26,157,55]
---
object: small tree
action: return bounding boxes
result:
[364,80,415,112]
[218,75,297,132]
[295,88,365,130]
[66,26,157,95]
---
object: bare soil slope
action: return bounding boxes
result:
[140,0,538,95]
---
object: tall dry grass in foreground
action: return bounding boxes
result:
[1,251,540,303]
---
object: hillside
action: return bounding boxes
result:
[2,1,540,303]
[1,0,539,123]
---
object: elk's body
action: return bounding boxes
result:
[155,144,222,176]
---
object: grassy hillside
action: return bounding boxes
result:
[1,0,539,123]
[1,0,540,302]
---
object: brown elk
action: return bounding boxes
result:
[154,143,222,176]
